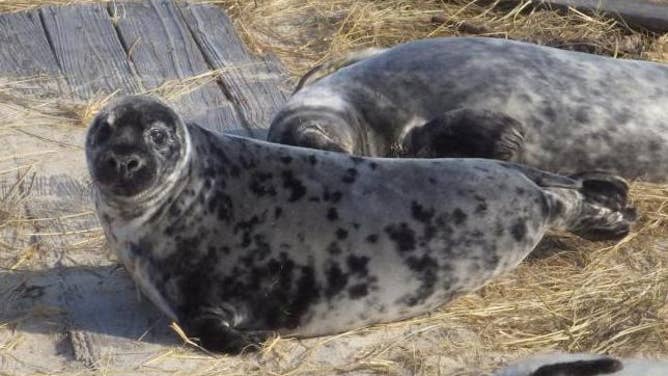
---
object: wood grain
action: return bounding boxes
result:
[179,2,288,136]
[0,10,65,95]
[111,0,240,132]
[40,4,141,99]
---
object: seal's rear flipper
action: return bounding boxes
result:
[185,316,270,354]
[545,172,636,241]
[529,358,623,376]
[569,171,632,212]
[401,108,525,160]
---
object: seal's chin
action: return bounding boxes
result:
[91,167,160,202]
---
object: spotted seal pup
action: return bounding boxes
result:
[268,37,668,182]
[494,352,668,376]
[86,96,635,353]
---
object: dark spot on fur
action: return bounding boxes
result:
[542,107,557,122]
[404,255,439,306]
[346,255,369,277]
[350,156,363,164]
[234,215,262,248]
[348,283,369,299]
[327,207,339,221]
[411,201,435,223]
[342,168,358,183]
[495,222,504,237]
[325,262,349,298]
[274,207,283,220]
[453,208,467,225]
[336,228,348,240]
[280,155,293,164]
[511,220,527,241]
[476,202,488,213]
[288,266,321,328]
[323,188,343,203]
[308,155,317,165]
[385,223,416,253]
[369,162,378,170]
[281,170,306,202]
[249,171,276,197]
[327,242,343,255]
[366,234,378,243]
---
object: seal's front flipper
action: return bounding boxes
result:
[185,315,270,354]
[402,108,525,160]
[529,358,623,376]
[544,172,636,241]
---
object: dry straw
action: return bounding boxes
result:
[0,0,666,375]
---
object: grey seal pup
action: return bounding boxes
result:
[268,37,668,182]
[86,96,635,353]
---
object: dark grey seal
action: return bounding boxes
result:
[268,37,668,182]
[86,96,635,354]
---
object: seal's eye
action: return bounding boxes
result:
[149,128,167,146]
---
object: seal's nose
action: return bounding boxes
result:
[102,152,144,179]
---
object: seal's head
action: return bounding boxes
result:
[85,96,188,200]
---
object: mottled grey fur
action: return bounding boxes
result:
[87,96,635,354]
[268,37,668,182]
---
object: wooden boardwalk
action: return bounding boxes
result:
[0,1,288,373]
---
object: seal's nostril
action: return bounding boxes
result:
[127,159,139,172]
[106,156,118,170]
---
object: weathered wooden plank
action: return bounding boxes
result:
[40,4,142,99]
[0,10,66,95]
[538,0,668,32]
[0,10,59,77]
[111,0,240,132]
[178,3,288,136]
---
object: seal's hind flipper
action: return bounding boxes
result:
[544,171,636,241]
[185,315,270,354]
[401,108,525,160]
[294,48,387,93]
[569,171,631,212]
[529,357,623,376]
